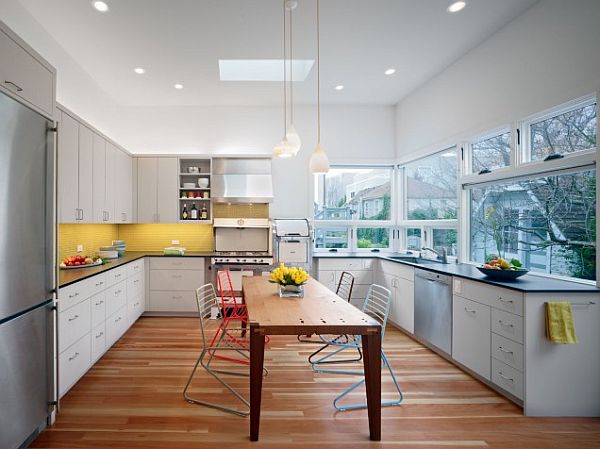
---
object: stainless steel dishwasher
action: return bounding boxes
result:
[414,268,452,356]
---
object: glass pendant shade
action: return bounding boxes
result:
[285,124,301,155]
[273,137,295,158]
[309,143,330,173]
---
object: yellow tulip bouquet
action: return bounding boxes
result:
[269,263,309,297]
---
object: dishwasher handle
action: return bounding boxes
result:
[414,268,451,285]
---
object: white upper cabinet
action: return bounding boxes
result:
[77,125,94,223]
[115,149,133,223]
[0,23,55,117]
[92,133,106,223]
[137,158,178,223]
[58,111,79,223]
[104,143,117,223]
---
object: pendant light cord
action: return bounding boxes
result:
[290,4,294,125]
[316,0,321,144]
[283,0,287,138]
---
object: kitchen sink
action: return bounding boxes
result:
[388,256,448,265]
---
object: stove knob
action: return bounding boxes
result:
[242,259,247,262]
[254,259,258,263]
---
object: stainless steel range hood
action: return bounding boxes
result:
[211,157,273,203]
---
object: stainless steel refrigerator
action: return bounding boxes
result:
[0,91,56,448]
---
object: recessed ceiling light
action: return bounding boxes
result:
[384,68,396,75]
[133,67,145,74]
[447,1,467,13]
[174,84,184,90]
[335,85,344,91]
[92,1,109,13]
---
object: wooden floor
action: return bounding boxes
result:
[33,317,600,449]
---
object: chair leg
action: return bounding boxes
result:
[308,342,362,366]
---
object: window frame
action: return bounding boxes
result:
[464,125,514,176]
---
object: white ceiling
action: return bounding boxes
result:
[18,0,538,107]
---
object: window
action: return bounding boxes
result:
[469,169,596,280]
[406,228,422,251]
[526,99,597,162]
[404,148,458,220]
[470,130,511,173]
[357,228,391,249]
[314,227,349,249]
[432,228,458,256]
[314,167,392,221]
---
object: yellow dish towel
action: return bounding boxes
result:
[545,301,578,344]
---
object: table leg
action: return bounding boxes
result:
[362,332,381,441]
[250,324,265,441]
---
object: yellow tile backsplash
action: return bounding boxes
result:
[213,203,269,218]
[58,204,269,260]
[117,224,214,252]
[59,224,119,261]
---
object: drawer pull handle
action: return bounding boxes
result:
[68,314,79,322]
[498,372,514,382]
[115,290,122,295]
[173,295,183,299]
[68,352,79,361]
[95,282,104,287]
[498,320,514,328]
[95,300,104,306]
[115,274,122,278]
[134,302,140,307]
[4,80,23,92]
[497,297,514,304]
[68,292,79,298]
[498,346,514,355]
[95,332,104,339]
[464,307,477,314]
[115,317,122,323]
[134,280,140,283]
[172,262,183,266]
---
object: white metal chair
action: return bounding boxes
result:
[311,284,404,411]
[182,283,250,416]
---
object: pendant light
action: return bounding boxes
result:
[309,0,330,174]
[273,0,295,158]
[285,0,301,155]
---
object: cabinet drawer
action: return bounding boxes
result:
[0,29,54,115]
[150,269,203,291]
[318,258,365,272]
[491,333,524,371]
[149,291,197,312]
[59,333,91,397]
[60,275,103,311]
[127,272,144,298]
[127,258,145,277]
[491,309,524,343]
[150,257,205,270]
[457,279,523,316]
[58,298,91,352]
[106,281,127,316]
[90,292,106,328]
[106,266,128,286]
[106,307,128,347]
[127,293,144,325]
[91,322,106,362]
[452,296,491,380]
[492,358,524,400]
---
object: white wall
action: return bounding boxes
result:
[395,0,600,161]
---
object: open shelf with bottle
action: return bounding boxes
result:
[179,158,212,222]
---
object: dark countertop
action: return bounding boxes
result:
[59,251,215,288]
[314,252,599,293]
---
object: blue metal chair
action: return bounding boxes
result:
[311,284,403,411]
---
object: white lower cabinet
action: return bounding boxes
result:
[58,258,146,397]
[148,257,205,313]
[317,258,374,307]
[492,358,524,400]
[452,296,491,380]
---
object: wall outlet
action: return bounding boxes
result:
[171,240,180,245]
[76,244,84,253]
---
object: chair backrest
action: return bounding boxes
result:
[360,284,392,339]
[216,270,242,312]
[195,283,219,347]
[336,271,355,302]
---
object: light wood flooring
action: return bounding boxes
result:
[32,317,600,449]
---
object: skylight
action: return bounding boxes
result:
[218,59,314,81]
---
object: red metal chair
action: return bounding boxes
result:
[208,270,250,365]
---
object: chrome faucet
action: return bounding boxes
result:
[421,247,448,264]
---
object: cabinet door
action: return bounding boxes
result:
[115,150,126,223]
[318,270,337,292]
[104,143,117,223]
[452,296,491,380]
[137,158,158,223]
[157,158,178,223]
[122,153,133,223]
[392,277,414,334]
[58,111,79,223]
[78,124,94,223]
[92,133,106,223]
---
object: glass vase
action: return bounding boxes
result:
[278,284,304,298]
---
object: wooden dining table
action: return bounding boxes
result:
[242,276,382,442]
